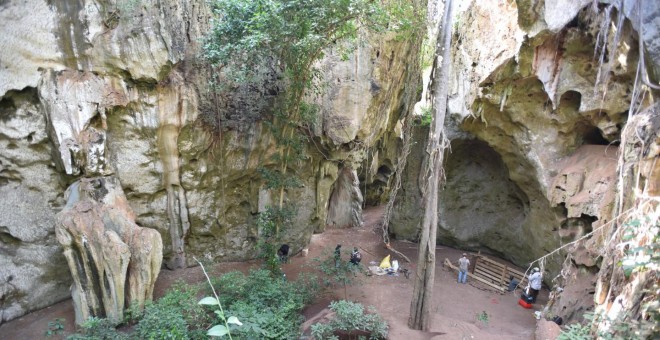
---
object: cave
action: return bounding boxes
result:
[0,0,658,337]
[437,139,529,254]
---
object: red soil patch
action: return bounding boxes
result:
[0,206,548,339]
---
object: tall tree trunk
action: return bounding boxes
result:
[408,0,454,331]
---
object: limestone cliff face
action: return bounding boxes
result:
[392,0,659,329]
[0,0,422,323]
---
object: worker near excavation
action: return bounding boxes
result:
[458,253,470,284]
[528,267,543,302]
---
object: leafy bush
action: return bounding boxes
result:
[45,318,65,337]
[66,317,127,340]
[557,322,591,340]
[135,303,189,340]
[414,105,433,127]
[207,269,320,339]
[476,311,489,326]
[134,282,212,340]
[310,300,388,340]
[312,248,363,300]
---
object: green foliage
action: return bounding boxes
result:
[207,269,320,339]
[617,216,659,278]
[476,311,489,325]
[420,37,435,69]
[204,0,423,245]
[257,167,302,192]
[135,282,212,340]
[310,300,388,340]
[195,257,243,339]
[314,249,362,287]
[256,206,297,274]
[414,105,433,127]
[557,322,591,340]
[206,0,389,83]
[66,317,128,340]
[45,318,65,337]
[135,304,189,340]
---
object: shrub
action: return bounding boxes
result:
[135,282,212,340]
[207,269,320,339]
[310,300,388,340]
[135,303,189,340]
[45,318,65,337]
[557,322,591,340]
[66,317,127,340]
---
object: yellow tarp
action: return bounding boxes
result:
[379,255,391,269]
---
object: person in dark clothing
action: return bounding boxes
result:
[334,244,342,267]
[350,247,362,265]
[508,275,519,292]
[277,244,290,264]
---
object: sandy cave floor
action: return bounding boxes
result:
[0,206,549,340]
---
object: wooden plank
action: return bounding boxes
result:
[506,267,526,277]
[475,265,507,283]
[474,268,510,287]
[474,266,502,280]
[477,256,508,271]
[475,255,528,279]
[445,258,505,292]
[473,256,532,289]
[471,256,478,274]
[500,265,508,289]
[474,269,503,285]
[475,263,502,277]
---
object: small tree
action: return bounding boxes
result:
[204,0,420,237]
[313,248,363,300]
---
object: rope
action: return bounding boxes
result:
[512,206,637,293]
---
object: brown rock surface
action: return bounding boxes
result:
[56,177,162,325]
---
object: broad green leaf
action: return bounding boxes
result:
[208,324,229,337]
[227,316,243,326]
[199,297,220,306]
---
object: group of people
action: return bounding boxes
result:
[334,244,363,267]
[278,243,362,267]
[456,253,543,303]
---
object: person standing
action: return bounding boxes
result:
[528,267,543,302]
[277,244,290,264]
[334,244,342,268]
[458,253,470,284]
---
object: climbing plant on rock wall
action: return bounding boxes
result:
[203,0,421,267]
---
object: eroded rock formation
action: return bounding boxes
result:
[56,177,162,325]
[0,0,422,323]
[1,0,657,333]
[391,0,658,310]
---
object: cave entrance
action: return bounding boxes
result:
[437,139,530,256]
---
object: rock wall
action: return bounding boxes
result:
[391,0,657,286]
[0,0,423,323]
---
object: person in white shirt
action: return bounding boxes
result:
[458,253,470,284]
[528,267,543,302]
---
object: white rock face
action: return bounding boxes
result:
[38,70,132,175]
[544,0,591,32]
[0,0,422,324]
[0,89,70,324]
[0,0,64,97]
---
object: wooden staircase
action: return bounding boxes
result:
[444,253,528,293]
